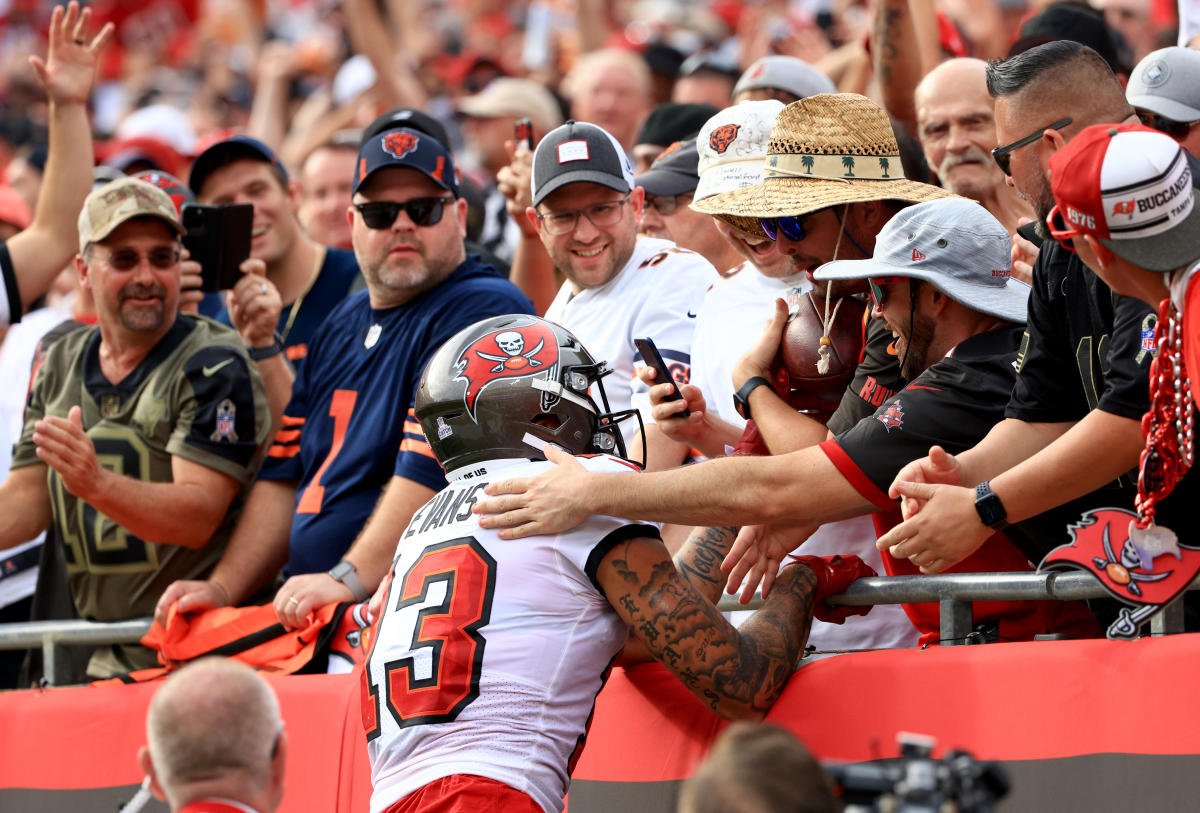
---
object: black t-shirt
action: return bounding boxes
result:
[822,324,1115,562]
[1006,243,1156,424]
[828,311,905,435]
[824,325,1025,504]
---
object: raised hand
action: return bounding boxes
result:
[29,2,114,106]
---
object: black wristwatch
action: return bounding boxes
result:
[247,333,284,361]
[973,481,1009,530]
[733,376,772,421]
[328,560,370,601]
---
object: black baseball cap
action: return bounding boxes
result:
[354,126,460,196]
[362,108,451,149]
[189,135,289,197]
[636,139,700,196]
[531,121,635,207]
[636,102,718,148]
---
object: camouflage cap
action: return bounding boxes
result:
[78,177,185,251]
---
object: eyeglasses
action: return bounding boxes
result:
[867,276,908,310]
[759,214,809,242]
[1044,206,1078,253]
[644,192,692,215]
[1138,111,1200,142]
[96,247,181,271]
[354,197,455,230]
[990,117,1072,176]
[537,196,630,235]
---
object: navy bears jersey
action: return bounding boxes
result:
[258,257,534,576]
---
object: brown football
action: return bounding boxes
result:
[780,293,866,412]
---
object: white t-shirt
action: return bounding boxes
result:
[366,455,645,813]
[545,238,719,447]
[690,262,918,651]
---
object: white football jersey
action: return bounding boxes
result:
[365,455,650,813]
[545,237,719,447]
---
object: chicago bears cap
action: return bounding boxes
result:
[531,121,635,207]
[1127,47,1200,124]
[1047,122,1200,272]
[189,135,289,197]
[353,126,460,197]
[362,107,451,149]
[733,56,836,101]
[635,139,700,196]
[78,177,185,251]
[694,99,784,203]
[815,198,1028,323]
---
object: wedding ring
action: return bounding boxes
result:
[288,596,299,605]
[260,283,268,295]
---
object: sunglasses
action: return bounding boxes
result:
[1044,206,1078,253]
[96,247,181,271]
[867,276,908,310]
[759,214,808,242]
[991,117,1072,176]
[1138,111,1200,142]
[355,197,455,230]
[645,192,692,215]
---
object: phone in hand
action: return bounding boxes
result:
[514,117,534,151]
[181,203,254,292]
[634,337,690,417]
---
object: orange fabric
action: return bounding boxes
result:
[382,774,543,813]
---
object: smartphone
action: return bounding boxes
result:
[514,117,534,151]
[181,203,254,292]
[634,337,690,417]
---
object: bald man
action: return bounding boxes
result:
[914,58,1033,236]
[139,658,287,813]
[560,49,653,153]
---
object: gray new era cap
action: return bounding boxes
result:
[814,198,1029,323]
[1128,47,1200,123]
[531,121,635,207]
[733,56,836,101]
[636,139,700,196]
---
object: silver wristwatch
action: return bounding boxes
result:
[328,560,370,601]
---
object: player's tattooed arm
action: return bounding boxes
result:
[598,536,817,720]
[674,525,739,604]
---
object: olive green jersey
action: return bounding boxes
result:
[13,315,269,675]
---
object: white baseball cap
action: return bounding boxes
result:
[815,198,1029,323]
[692,100,784,202]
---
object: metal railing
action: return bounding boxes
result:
[1,570,1195,684]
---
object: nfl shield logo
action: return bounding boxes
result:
[1141,327,1156,354]
[210,398,239,443]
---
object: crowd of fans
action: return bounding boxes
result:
[0,0,1199,807]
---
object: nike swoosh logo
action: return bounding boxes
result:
[202,359,234,377]
[886,341,898,355]
[687,311,697,318]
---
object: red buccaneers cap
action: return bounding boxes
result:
[353,126,459,197]
[1047,122,1200,271]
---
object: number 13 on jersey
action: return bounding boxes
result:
[364,537,497,738]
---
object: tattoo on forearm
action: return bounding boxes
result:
[676,526,738,598]
[873,3,902,84]
[613,542,819,718]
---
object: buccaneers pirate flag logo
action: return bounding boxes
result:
[453,319,559,419]
[1040,507,1200,639]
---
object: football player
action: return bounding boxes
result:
[363,314,870,813]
